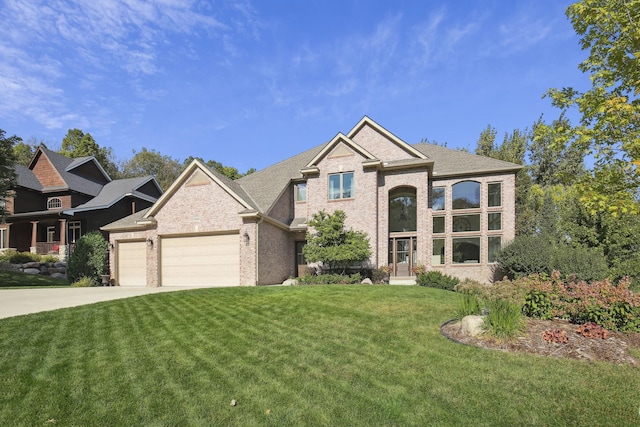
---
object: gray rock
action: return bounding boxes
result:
[48,267,65,275]
[54,262,66,268]
[50,273,66,279]
[23,268,41,275]
[361,278,373,284]
[461,315,485,337]
[24,262,40,268]
[282,278,298,286]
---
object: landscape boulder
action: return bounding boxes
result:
[461,315,485,337]
[282,278,298,286]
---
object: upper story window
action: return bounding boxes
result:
[328,172,354,200]
[47,197,62,210]
[295,183,307,202]
[488,182,502,207]
[431,186,445,211]
[452,181,480,209]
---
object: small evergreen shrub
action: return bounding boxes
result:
[67,232,109,283]
[299,273,362,285]
[71,276,97,287]
[417,270,459,291]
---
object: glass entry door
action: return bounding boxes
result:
[389,236,416,276]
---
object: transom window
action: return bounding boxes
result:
[328,172,354,200]
[452,181,480,209]
[295,183,307,202]
[389,187,417,232]
[47,197,62,209]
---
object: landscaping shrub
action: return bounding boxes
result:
[455,292,482,319]
[514,272,640,332]
[70,276,97,287]
[484,298,525,339]
[299,273,362,285]
[41,254,59,263]
[67,232,109,283]
[496,235,609,282]
[417,270,459,291]
[370,268,389,284]
[0,250,41,264]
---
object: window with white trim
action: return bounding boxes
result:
[69,221,82,243]
[295,183,307,202]
[328,172,354,200]
[47,197,62,209]
[0,228,6,249]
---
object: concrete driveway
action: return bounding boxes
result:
[0,286,198,320]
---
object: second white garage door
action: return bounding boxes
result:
[160,234,240,287]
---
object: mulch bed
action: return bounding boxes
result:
[441,317,640,366]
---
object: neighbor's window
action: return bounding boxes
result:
[453,237,480,264]
[432,238,445,265]
[69,221,82,243]
[47,197,62,209]
[431,186,445,211]
[488,212,502,231]
[488,236,502,263]
[452,181,480,209]
[452,214,480,232]
[296,183,307,202]
[432,216,445,234]
[0,228,6,249]
[328,172,354,200]
[488,182,502,207]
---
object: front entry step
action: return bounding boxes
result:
[389,276,416,285]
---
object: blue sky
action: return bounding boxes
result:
[0,0,590,173]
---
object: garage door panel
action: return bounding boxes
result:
[161,234,239,287]
[118,241,146,286]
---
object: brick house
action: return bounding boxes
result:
[103,117,520,287]
[0,146,162,259]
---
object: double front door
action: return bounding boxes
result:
[389,236,417,276]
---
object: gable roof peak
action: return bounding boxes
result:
[347,116,429,160]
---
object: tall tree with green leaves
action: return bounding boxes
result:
[60,129,119,178]
[303,210,371,274]
[121,148,183,191]
[0,129,19,217]
[12,136,42,166]
[542,0,640,215]
[183,156,255,180]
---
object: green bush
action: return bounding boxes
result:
[0,250,42,264]
[41,254,59,263]
[417,270,459,291]
[455,292,482,319]
[370,268,389,284]
[497,235,609,282]
[67,232,109,283]
[70,276,97,287]
[299,273,362,285]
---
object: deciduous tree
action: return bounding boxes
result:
[0,129,18,217]
[60,129,119,178]
[121,148,183,190]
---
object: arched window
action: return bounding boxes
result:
[389,187,417,232]
[47,197,62,209]
[452,181,480,209]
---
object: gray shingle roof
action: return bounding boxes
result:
[15,164,42,191]
[236,144,325,213]
[65,176,158,214]
[100,207,152,231]
[37,147,105,196]
[411,143,522,177]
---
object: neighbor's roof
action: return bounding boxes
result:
[101,207,152,231]
[64,176,160,214]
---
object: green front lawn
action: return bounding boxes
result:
[0,270,69,288]
[1,285,638,426]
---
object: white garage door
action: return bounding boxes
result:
[117,241,147,286]
[161,234,240,287]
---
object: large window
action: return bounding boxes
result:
[452,214,480,232]
[453,237,480,264]
[488,236,502,263]
[432,239,445,265]
[295,183,307,202]
[328,172,354,200]
[47,197,62,209]
[389,187,417,232]
[452,181,480,209]
[431,186,445,211]
[488,182,502,207]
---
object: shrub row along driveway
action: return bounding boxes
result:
[0,286,195,319]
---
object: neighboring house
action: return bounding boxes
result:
[103,117,521,287]
[0,146,162,259]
